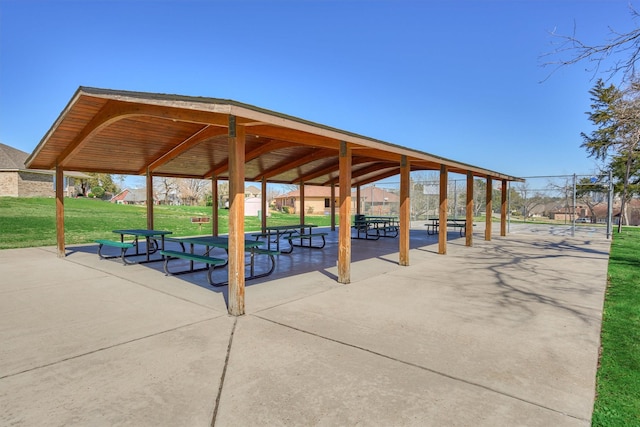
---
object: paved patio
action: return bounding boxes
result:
[0,224,610,426]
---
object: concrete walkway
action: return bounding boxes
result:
[0,226,610,426]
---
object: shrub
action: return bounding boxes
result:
[91,186,105,199]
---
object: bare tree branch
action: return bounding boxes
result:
[541,5,640,82]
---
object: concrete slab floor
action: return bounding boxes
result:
[0,225,610,426]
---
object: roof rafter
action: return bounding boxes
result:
[142,125,228,174]
[348,168,403,187]
[55,98,230,169]
[248,125,339,150]
[296,156,383,183]
[259,148,336,181]
[203,140,291,178]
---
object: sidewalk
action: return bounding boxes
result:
[0,227,611,426]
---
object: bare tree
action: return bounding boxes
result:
[409,172,439,219]
[542,5,640,82]
[473,179,487,217]
[576,176,608,223]
[547,177,575,221]
[217,181,229,208]
[516,182,546,219]
[281,184,299,193]
[266,185,283,209]
[155,177,179,205]
[179,179,209,206]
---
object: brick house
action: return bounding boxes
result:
[0,142,87,197]
[110,188,153,205]
[274,185,399,215]
[274,186,337,214]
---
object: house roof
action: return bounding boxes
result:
[26,87,522,187]
[359,186,400,203]
[276,186,337,199]
[0,142,28,170]
[0,142,88,178]
[111,188,148,202]
[245,185,261,194]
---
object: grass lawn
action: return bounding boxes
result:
[0,197,333,249]
[591,227,640,426]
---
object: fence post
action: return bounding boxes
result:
[607,170,613,239]
[572,173,576,237]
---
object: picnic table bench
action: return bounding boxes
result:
[352,215,398,240]
[95,239,136,264]
[95,229,172,264]
[161,249,227,286]
[163,236,277,286]
[287,232,328,249]
[252,224,325,252]
[426,218,467,237]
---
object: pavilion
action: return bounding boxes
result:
[26,87,522,315]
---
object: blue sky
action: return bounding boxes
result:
[0,0,634,181]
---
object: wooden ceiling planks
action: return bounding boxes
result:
[26,87,522,186]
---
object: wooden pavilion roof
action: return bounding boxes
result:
[26,87,521,185]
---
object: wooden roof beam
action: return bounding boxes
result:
[203,140,290,179]
[140,125,228,174]
[297,161,339,183]
[245,140,291,162]
[259,148,336,180]
[55,100,130,169]
[146,172,208,180]
[297,156,377,183]
[349,168,402,187]
[248,125,340,150]
[348,147,403,163]
[89,96,231,126]
[325,166,398,187]
[351,163,398,180]
[55,99,229,169]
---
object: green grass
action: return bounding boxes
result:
[0,197,333,249]
[592,227,640,426]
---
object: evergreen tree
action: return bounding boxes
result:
[582,78,640,229]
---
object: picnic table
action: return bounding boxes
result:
[426,218,467,237]
[162,236,277,286]
[96,229,172,264]
[352,215,399,240]
[252,224,327,252]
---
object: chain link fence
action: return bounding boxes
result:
[146,173,623,239]
[372,172,615,238]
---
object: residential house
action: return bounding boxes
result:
[245,185,261,198]
[0,142,87,197]
[110,188,154,205]
[357,185,399,215]
[553,204,594,222]
[613,198,640,225]
[274,185,399,215]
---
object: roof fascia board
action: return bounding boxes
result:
[25,87,85,169]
